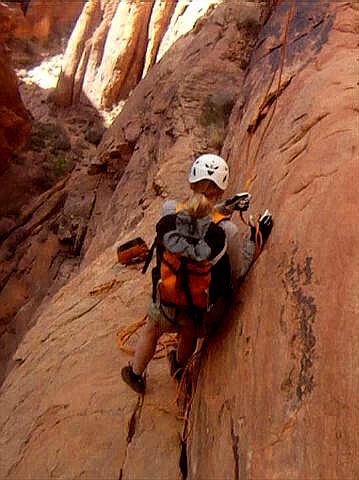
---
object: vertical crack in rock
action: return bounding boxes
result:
[179,440,188,479]
[118,394,144,479]
[127,394,143,443]
[230,416,240,480]
[73,174,102,255]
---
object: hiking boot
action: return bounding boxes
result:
[121,364,145,394]
[168,350,184,381]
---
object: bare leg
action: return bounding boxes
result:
[133,321,161,375]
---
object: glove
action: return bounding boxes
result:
[224,192,251,212]
[250,209,273,243]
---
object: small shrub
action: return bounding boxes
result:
[51,154,71,177]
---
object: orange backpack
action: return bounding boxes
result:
[159,249,212,309]
[143,210,229,311]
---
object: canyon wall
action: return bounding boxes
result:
[0,1,358,479]
[6,0,85,41]
[54,0,222,109]
[188,1,359,478]
[0,3,31,173]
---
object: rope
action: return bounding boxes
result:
[117,314,178,359]
[175,348,203,442]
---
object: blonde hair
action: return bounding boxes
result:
[185,193,211,219]
[190,179,224,201]
[182,180,224,219]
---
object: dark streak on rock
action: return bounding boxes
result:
[253,1,334,72]
[179,440,188,480]
[294,288,316,400]
[284,249,317,402]
[303,256,313,285]
[230,417,240,480]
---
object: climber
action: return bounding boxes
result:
[121,154,273,394]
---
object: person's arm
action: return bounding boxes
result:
[221,220,256,284]
[221,210,273,285]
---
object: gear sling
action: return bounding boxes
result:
[142,210,231,317]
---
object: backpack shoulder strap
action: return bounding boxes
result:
[141,237,157,274]
[142,214,177,274]
[212,210,231,224]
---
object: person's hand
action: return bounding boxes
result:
[225,192,251,212]
[250,209,273,243]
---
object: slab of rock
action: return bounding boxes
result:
[0,2,264,478]
[0,246,182,479]
[0,1,358,479]
[188,2,359,479]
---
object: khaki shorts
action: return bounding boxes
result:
[147,297,227,337]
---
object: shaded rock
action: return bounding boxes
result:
[0,217,16,239]
[53,0,102,106]
[87,158,107,176]
[0,4,31,173]
[84,120,106,145]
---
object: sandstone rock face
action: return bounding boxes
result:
[188,2,359,479]
[10,0,85,41]
[84,0,262,263]
[155,0,220,62]
[0,2,264,478]
[0,1,358,480]
[0,3,31,173]
[54,0,222,109]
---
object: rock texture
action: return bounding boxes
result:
[0,1,358,480]
[0,3,31,173]
[83,0,263,263]
[188,2,359,479]
[54,0,221,108]
[9,0,85,41]
[0,1,264,478]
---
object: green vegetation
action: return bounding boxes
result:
[50,154,72,177]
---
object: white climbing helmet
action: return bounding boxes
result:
[189,154,229,190]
